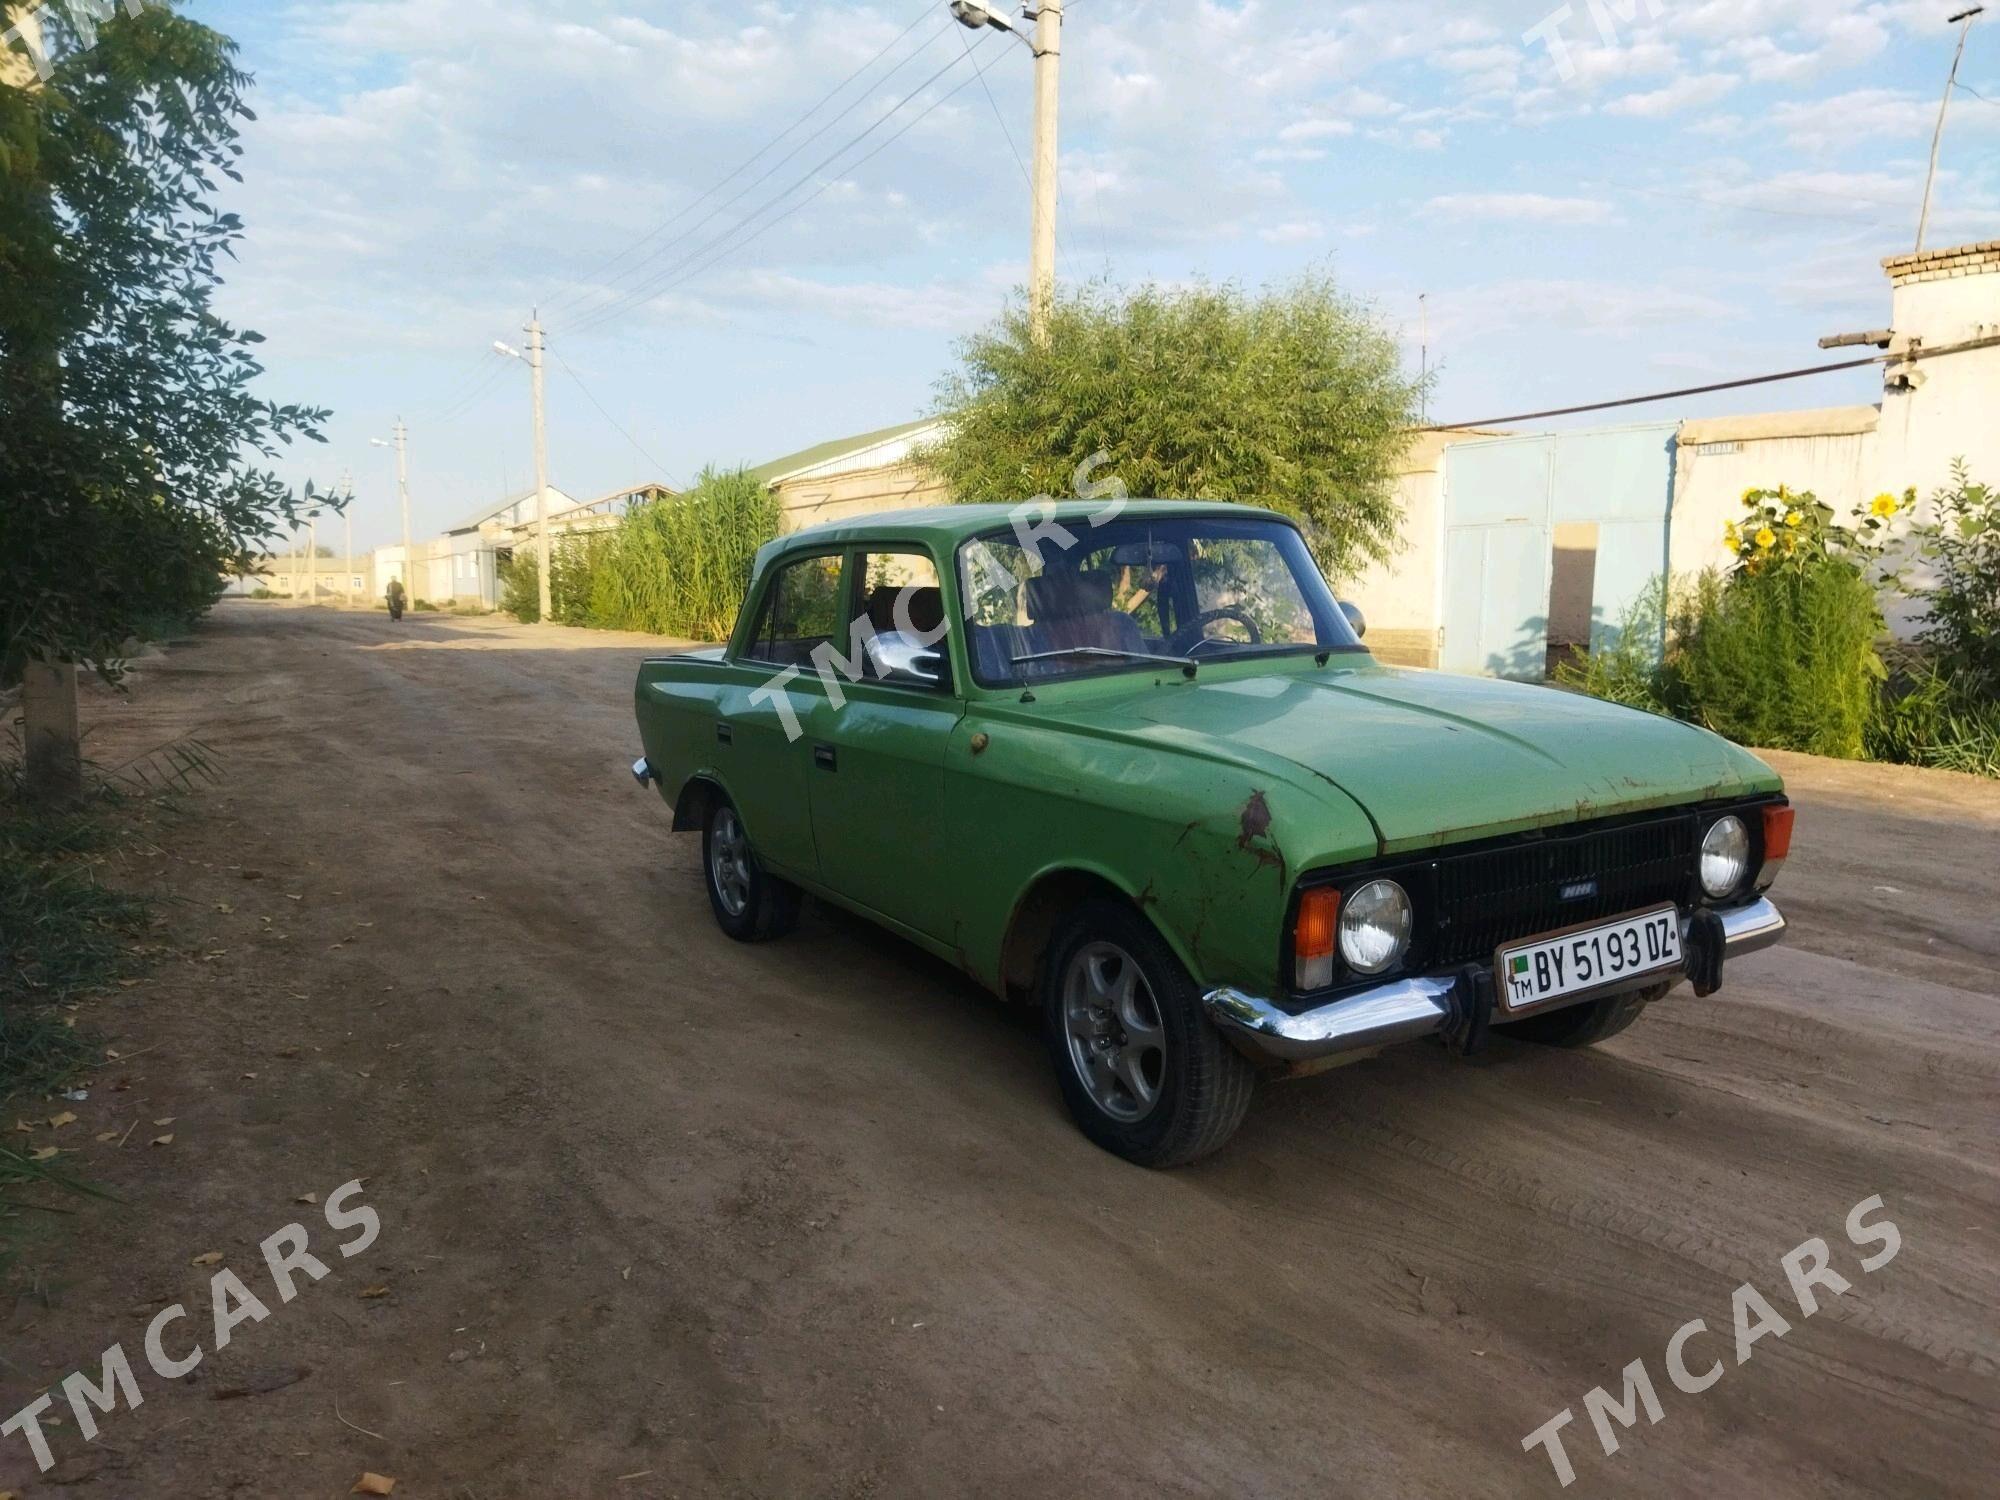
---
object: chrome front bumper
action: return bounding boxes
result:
[1204,896,1786,1065]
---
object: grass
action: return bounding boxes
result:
[0,767,155,1273]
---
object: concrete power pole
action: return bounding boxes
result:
[1028,0,1064,342]
[528,315,553,623]
[306,511,317,606]
[1917,7,1985,253]
[395,419,413,604]
[341,469,354,609]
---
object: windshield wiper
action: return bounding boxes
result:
[1010,646,1198,678]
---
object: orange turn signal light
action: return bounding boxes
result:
[1762,804,1795,862]
[1297,887,1340,960]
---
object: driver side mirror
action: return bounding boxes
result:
[1339,600,1367,640]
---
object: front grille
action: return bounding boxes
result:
[1427,813,1695,968]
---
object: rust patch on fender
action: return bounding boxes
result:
[1237,791,1273,847]
[1236,790,1287,887]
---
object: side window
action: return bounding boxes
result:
[742,553,844,668]
[855,552,950,687]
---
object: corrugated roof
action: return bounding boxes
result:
[746,418,942,487]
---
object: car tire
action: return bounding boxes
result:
[1040,899,1255,1168]
[701,797,800,943]
[1498,982,1665,1048]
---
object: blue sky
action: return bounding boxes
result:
[189,0,2000,551]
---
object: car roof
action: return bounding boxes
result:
[761,499,1299,562]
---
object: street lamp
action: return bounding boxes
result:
[950,0,1028,44]
[948,1,1065,340]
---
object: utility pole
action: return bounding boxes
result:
[952,2,1063,341]
[1917,7,1985,252]
[529,315,553,623]
[1028,0,1063,342]
[306,509,317,606]
[341,468,354,609]
[1419,293,1430,424]
[396,420,413,604]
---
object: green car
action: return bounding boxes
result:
[632,501,1792,1166]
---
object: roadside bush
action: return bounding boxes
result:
[1868,653,2000,778]
[499,552,539,623]
[501,471,779,640]
[589,469,780,641]
[1904,462,1999,696]
[1559,487,1889,759]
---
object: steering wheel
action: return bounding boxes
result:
[1168,607,1264,656]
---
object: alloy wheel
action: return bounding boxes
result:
[1060,941,1167,1123]
[709,806,752,918]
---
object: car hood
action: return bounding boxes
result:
[1104,663,1779,854]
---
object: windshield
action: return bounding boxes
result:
[958,514,1361,687]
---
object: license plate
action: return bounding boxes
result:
[1497,906,1682,1013]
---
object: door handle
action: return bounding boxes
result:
[812,744,837,771]
[715,721,733,746]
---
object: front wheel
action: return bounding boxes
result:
[1041,900,1255,1168]
[701,798,800,942]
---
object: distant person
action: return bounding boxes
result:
[386,577,406,622]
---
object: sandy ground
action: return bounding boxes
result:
[2,602,1995,1498]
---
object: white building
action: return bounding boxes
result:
[1342,238,2000,673]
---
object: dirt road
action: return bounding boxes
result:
[4,604,1996,1497]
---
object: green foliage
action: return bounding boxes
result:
[926,273,1428,581]
[1867,655,2000,778]
[1903,462,2000,696]
[589,469,780,640]
[1,1,329,686]
[1551,577,1677,716]
[499,552,540,623]
[499,471,780,640]
[1669,565,1885,759]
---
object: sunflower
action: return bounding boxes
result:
[1724,521,1741,548]
[1741,487,1761,505]
[1755,527,1777,550]
[1785,509,1803,527]
[1870,492,1900,519]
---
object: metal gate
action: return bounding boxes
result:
[1440,423,1677,679]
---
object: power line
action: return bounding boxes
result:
[1956,80,1999,105]
[562,37,993,340]
[540,2,942,321]
[614,39,1012,319]
[551,17,957,329]
[553,351,679,489]
[1420,355,1885,431]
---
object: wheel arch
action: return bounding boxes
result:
[671,772,729,832]
[998,864,1198,1004]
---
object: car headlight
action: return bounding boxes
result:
[1701,815,1751,898]
[1339,879,1412,975]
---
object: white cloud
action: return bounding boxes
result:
[1425,193,1617,225]
[1602,73,1740,117]
[1259,218,1327,244]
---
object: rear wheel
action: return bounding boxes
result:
[1041,900,1255,1167]
[702,798,800,942]
[1498,982,1665,1048]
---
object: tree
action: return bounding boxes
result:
[1,1,328,802]
[925,272,1428,580]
